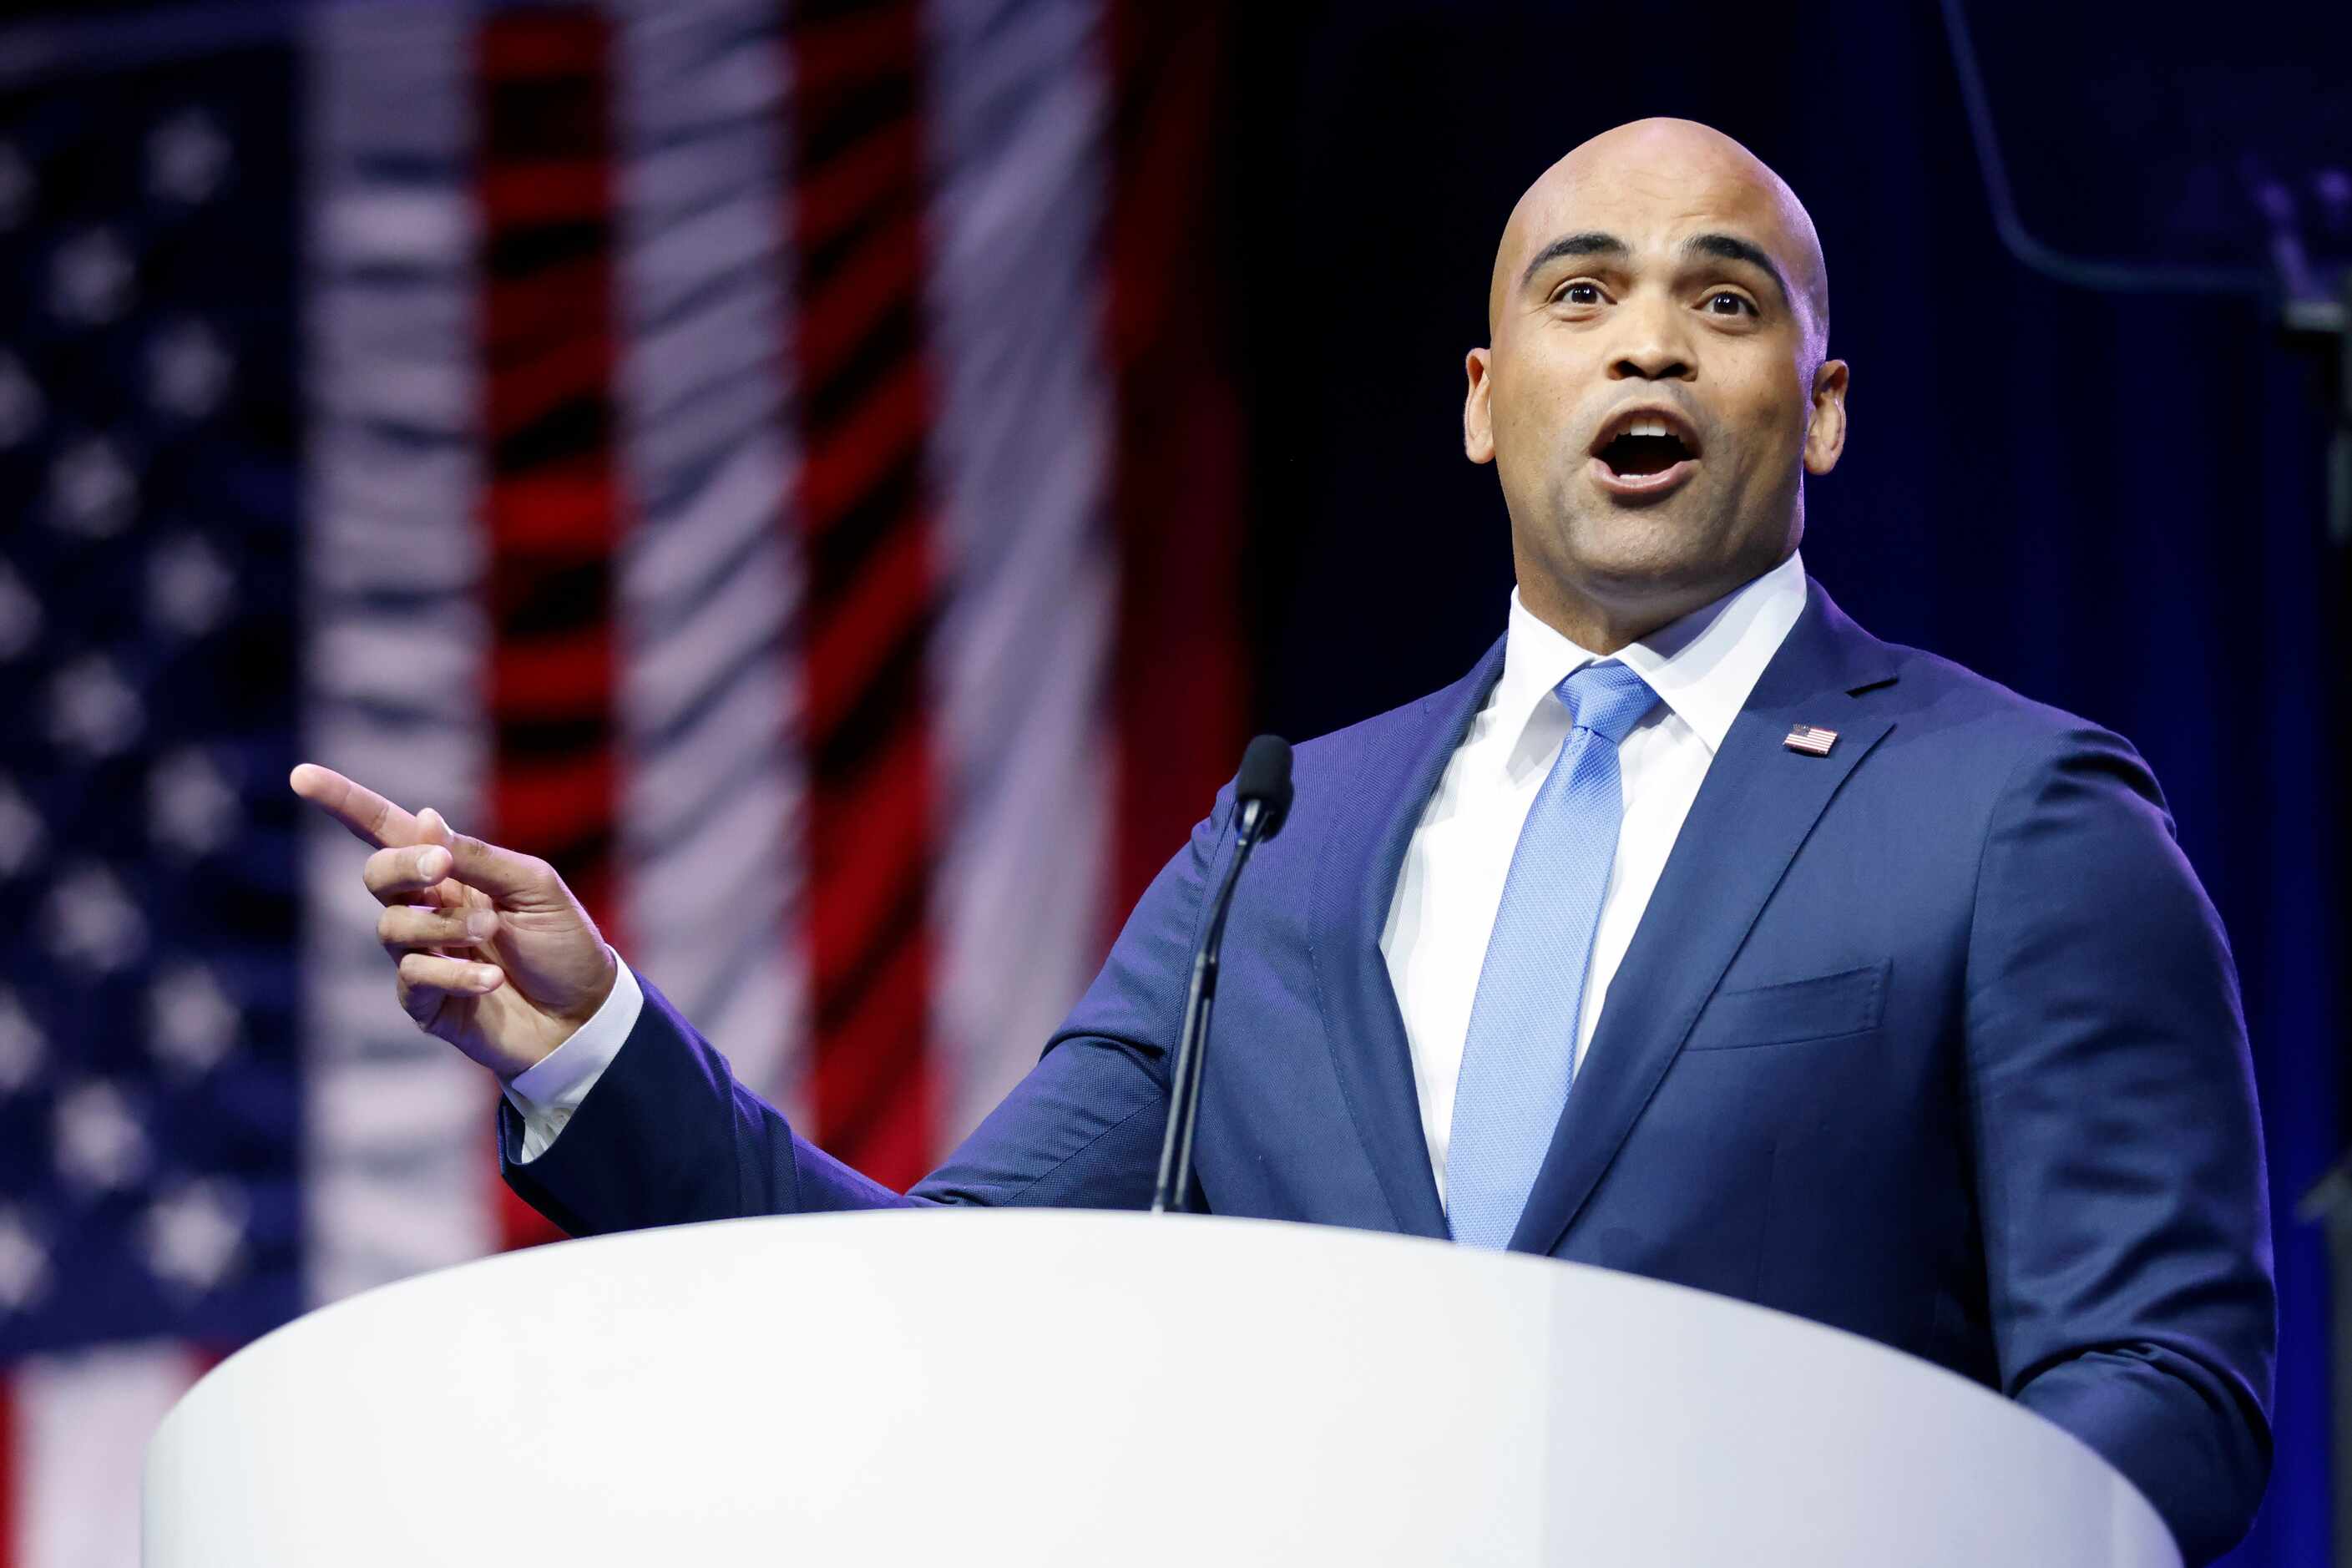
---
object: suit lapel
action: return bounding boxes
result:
[1308,637,1505,1242]
[1508,581,1903,1256]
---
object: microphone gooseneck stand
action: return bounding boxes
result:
[1150,735,1293,1216]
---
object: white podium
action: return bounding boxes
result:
[144,1210,2177,1566]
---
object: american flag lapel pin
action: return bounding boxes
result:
[1783,723,1839,756]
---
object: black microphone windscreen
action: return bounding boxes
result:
[1236,733,1294,842]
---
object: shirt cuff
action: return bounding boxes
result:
[501,950,643,1164]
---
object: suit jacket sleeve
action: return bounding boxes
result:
[1964,725,2275,1565]
[501,786,1236,1234]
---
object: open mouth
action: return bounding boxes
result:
[1598,427,1694,476]
[1588,408,1702,495]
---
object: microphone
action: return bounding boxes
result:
[1150,735,1294,1215]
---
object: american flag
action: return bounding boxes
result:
[0,2,1240,1560]
[1782,723,1836,757]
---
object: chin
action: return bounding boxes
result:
[1552,511,1732,599]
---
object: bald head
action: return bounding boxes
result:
[1460,115,1851,655]
[1488,119,1828,359]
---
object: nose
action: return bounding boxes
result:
[1607,296,1695,382]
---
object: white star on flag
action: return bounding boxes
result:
[0,776,43,877]
[46,654,145,759]
[43,862,149,974]
[48,435,139,538]
[148,109,230,205]
[149,963,241,1078]
[0,985,44,1095]
[0,563,40,660]
[147,533,237,638]
[0,1207,51,1313]
[49,226,135,324]
[147,318,234,418]
[0,350,46,447]
[149,750,241,858]
[144,1180,247,1296]
[53,1080,149,1194]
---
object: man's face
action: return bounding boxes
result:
[1465,128,1846,638]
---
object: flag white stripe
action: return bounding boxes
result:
[919,0,1119,1142]
[18,1342,200,1568]
[608,0,808,1113]
[298,0,497,1305]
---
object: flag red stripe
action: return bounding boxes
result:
[479,332,620,441]
[794,116,923,252]
[791,6,919,92]
[784,0,943,1192]
[478,162,612,227]
[1105,0,1248,917]
[808,927,933,1170]
[482,264,613,357]
[493,626,617,708]
[797,353,926,529]
[807,721,932,976]
[794,224,925,395]
[802,549,932,753]
[490,756,620,853]
[478,11,602,75]
[485,472,622,550]
[475,4,625,1251]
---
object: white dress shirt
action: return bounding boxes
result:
[506,552,1810,1179]
[1382,551,1807,1202]
[503,954,641,1161]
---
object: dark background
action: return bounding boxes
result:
[1211,3,2346,1562]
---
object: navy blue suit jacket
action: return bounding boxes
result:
[504,579,2273,1563]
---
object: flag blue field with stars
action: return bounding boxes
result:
[0,33,301,1361]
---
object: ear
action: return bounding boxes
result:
[1802,357,1848,476]
[1464,346,1495,464]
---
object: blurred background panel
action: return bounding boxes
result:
[0,2,2341,1565]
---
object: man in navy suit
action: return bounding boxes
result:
[294,119,2273,1562]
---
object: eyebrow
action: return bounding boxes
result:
[1516,230,1629,291]
[1680,232,1792,308]
[1517,229,1793,310]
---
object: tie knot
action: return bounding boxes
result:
[1555,660,1658,746]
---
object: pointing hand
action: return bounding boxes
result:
[289,763,618,1080]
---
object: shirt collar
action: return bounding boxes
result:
[1494,549,1810,760]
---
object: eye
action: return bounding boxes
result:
[1554,281,1603,306]
[1704,291,1756,316]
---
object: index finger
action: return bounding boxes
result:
[289,763,423,851]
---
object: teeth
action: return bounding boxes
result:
[1625,419,1671,438]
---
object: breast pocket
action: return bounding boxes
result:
[1683,960,1889,1051]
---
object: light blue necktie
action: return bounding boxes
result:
[1445,660,1660,1251]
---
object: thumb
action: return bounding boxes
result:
[418,807,559,904]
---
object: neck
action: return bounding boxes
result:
[1515,579,1707,656]
[1515,545,1796,657]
